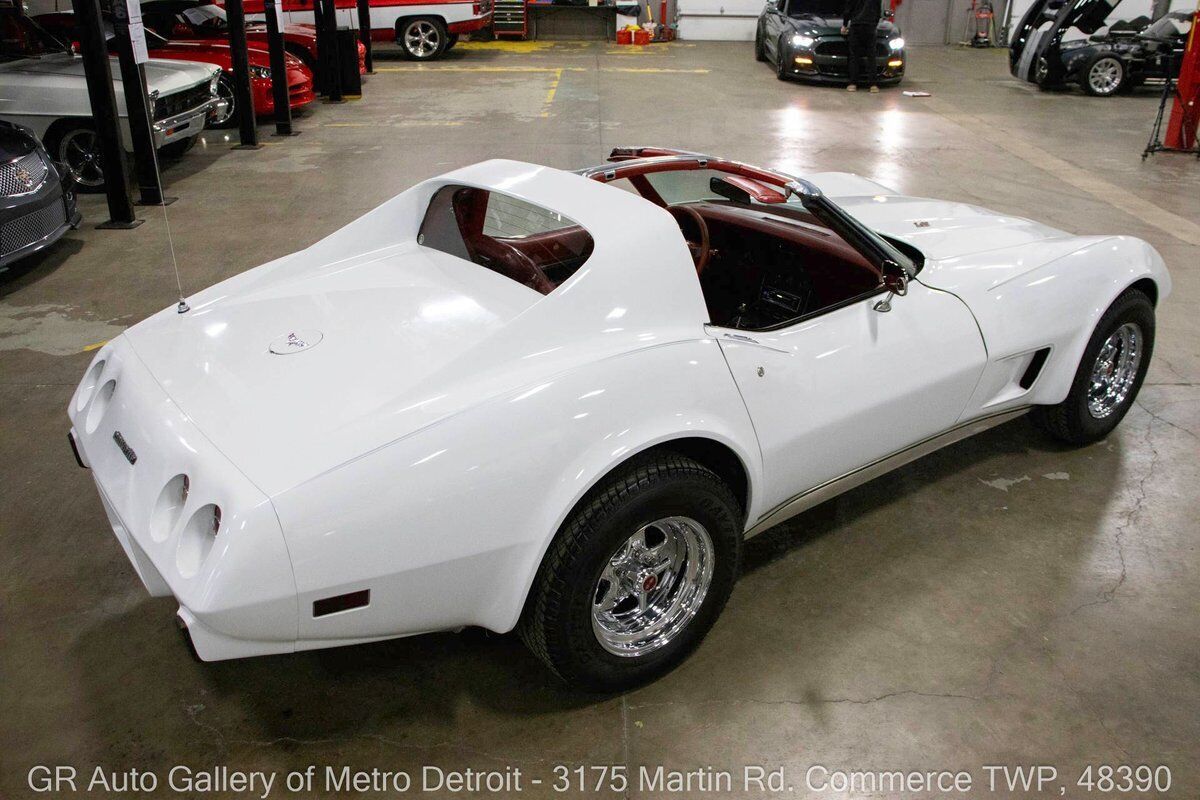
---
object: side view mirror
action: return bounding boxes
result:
[873,262,909,313]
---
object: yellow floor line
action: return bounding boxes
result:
[540,68,563,118]
[82,340,108,352]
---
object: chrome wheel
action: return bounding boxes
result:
[403,20,442,59]
[591,516,714,657]
[1087,322,1142,419]
[57,128,104,189]
[1087,57,1123,95]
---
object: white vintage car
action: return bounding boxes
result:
[67,148,1170,690]
[0,8,219,190]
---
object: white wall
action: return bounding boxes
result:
[677,0,763,40]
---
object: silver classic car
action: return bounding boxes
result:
[0,8,220,190]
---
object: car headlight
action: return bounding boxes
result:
[791,34,815,48]
[1059,39,1087,50]
[249,65,272,80]
[889,36,905,50]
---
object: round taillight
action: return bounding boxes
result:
[84,379,116,434]
[75,358,106,412]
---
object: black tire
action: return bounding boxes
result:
[1081,52,1125,96]
[1033,288,1155,445]
[776,37,790,80]
[754,28,766,62]
[209,73,239,129]
[445,32,459,50]
[159,135,198,159]
[398,16,448,60]
[520,452,742,692]
[47,121,107,193]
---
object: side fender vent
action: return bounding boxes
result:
[313,589,370,618]
[1019,347,1051,390]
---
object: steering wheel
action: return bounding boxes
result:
[667,205,712,275]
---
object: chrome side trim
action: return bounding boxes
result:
[744,407,1032,538]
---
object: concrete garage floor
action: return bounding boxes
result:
[2,41,1198,799]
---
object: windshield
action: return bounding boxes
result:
[181,5,229,30]
[636,168,917,276]
[786,0,852,17]
[0,11,69,60]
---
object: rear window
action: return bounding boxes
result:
[418,185,594,295]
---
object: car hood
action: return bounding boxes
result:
[0,121,38,158]
[785,14,897,36]
[4,53,215,92]
[813,177,1103,300]
[123,241,541,496]
[154,41,274,69]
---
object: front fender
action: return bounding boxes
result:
[271,338,760,644]
[957,236,1170,418]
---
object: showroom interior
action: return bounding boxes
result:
[2,0,1199,791]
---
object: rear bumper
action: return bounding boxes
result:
[448,12,491,33]
[67,336,298,661]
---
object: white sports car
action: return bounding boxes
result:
[68,147,1170,690]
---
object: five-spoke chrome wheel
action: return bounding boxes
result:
[1087,322,1142,419]
[57,127,105,189]
[403,19,443,59]
[591,516,714,657]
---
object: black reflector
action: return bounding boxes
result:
[313,589,370,617]
[1019,348,1052,390]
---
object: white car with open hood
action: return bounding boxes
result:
[67,148,1170,690]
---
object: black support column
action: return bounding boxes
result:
[318,0,343,101]
[356,0,373,74]
[263,0,298,136]
[110,0,174,206]
[68,0,141,228]
[224,0,261,149]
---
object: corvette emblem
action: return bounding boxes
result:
[269,329,324,355]
[113,431,137,465]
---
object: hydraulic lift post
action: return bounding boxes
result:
[110,0,175,206]
[67,0,141,227]
[224,0,261,148]
[356,0,373,74]
[263,0,298,135]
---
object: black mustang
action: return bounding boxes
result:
[756,0,906,84]
[0,120,80,272]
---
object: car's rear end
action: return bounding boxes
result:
[67,336,298,661]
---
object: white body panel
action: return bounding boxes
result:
[68,159,1171,661]
[0,54,218,150]
[243,2,484,32]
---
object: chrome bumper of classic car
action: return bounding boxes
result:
[151,97,218,148]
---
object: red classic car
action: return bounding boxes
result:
[36,12,315,127]
[141,0,366,74]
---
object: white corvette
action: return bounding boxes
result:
[68,147,1170,690]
